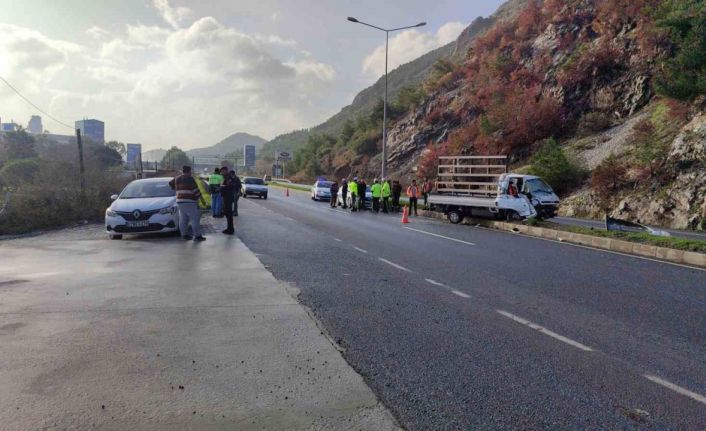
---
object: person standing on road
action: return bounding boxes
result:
[230,170,242,216]
[348,178,358,212]
[329,180,339,208]
[209,167,224,218]
[371,178,382,213]
[169,165,206,241]
[340,178,348,209]
[219,167,235,235]
[381,179,391,213]
[422,178,433,209]
[357,178,367,210]
[392,180,402,213]
[407,179,420,216]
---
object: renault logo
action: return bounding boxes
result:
[132,210,142,219]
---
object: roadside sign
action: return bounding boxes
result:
[244,144,256,168]
[276,151,292,161]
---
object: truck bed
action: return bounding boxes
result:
[428,194,497,208]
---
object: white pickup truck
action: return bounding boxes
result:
[427,156,560,224]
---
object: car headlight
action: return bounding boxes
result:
[159,206,178,215]
[106,209,118,217]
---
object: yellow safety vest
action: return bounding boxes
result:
[348,181,358,194]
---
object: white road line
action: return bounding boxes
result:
[644,374,706,405]
[425,278,447,287]
[378,258,411,273]
[496,310,593,352]
[285,217,295,222]
[353,246,368,254]
[403,227,476,246]
[334,238,343,242]
[451,290,471,299]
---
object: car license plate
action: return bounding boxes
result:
[126,221,149,228]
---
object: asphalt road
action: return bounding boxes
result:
[235,188,706,430]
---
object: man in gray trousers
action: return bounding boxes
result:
[169,165,206,241]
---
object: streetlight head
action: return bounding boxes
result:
[416,22,427,27]
[347,17,359,23]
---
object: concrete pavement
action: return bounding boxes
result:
[0,220,399,430]
[235,188,706,430]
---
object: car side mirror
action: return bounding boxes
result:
[110,194,119,200]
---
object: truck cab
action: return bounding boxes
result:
[504,174,560,219]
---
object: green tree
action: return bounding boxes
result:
[0,129,37,161]
[654,1,706,100]
[527,139,586,195]
[340,120,355,144]
[395,85,426,111]
[0,158,40,187]
[161,146,191,170]
[105,141,126,157]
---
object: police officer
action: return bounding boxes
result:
[348,177,358,212]
[381,178,391,214]
[371,178,382,213]
[340,178,348,209]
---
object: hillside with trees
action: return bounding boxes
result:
[283,0,706,230]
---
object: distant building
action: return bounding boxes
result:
[244,144,256,168]
[0,122,19,132]
[27,115,43,134]
[75,118,105,143]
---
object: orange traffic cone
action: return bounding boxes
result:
[401,206,409,224]
[285,187,290,197]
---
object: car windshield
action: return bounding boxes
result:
[525,178,554,194]
[120,181,175,199]
[317,182,332,188]
[245,178,264,185]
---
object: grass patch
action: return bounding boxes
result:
[542,222,706,253]
[268,182,310,192]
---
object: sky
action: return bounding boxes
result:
[0,0,504,150]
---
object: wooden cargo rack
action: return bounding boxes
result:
[436,155,507,196]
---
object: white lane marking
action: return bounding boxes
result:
[496,310,593,352]
[471,224,706,273]
[334,238,343,242]
[451,290,471,299]
[425,278,447,287]
[644,374,706,405]
[25,271,66,279]
[353,246,368,254]
[378,258,411,273]
[403,227,476,246]
[285,217,295,222]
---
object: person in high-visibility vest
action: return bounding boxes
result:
[381,179,391,214]
[371,178,382,213]
[348,178,358,212]
[209,168,224,217]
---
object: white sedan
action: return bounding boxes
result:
[105,178,180,240]
[311,180,333,201]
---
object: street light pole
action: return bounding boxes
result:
[348,17,426,179]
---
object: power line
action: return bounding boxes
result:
[0,74,75,130]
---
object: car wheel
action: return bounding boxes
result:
[110,234,123,240]
[505,210,521,221]
[263,194,268,200]
[448,210,463,224]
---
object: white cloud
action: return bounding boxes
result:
[362,21,466,77]
[153,0,194,29]
[0,5,337,147]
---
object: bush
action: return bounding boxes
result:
[527,139,586,195]
[590,154,628,203]
[576,112,612,136]
[0,158,40,186]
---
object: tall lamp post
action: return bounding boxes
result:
[348,17,426,179]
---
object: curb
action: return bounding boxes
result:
[419,210,706,269]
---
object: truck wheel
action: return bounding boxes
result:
[448,210,464,224]
[505,210,521,221]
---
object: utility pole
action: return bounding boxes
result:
[75,129,86,197]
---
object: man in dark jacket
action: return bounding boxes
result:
[219,167,235,235]
[230,170,242,216]
[329,181,339,208]
[391,180,402,212]
[357,178,367,210]
[340,178,348,209]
